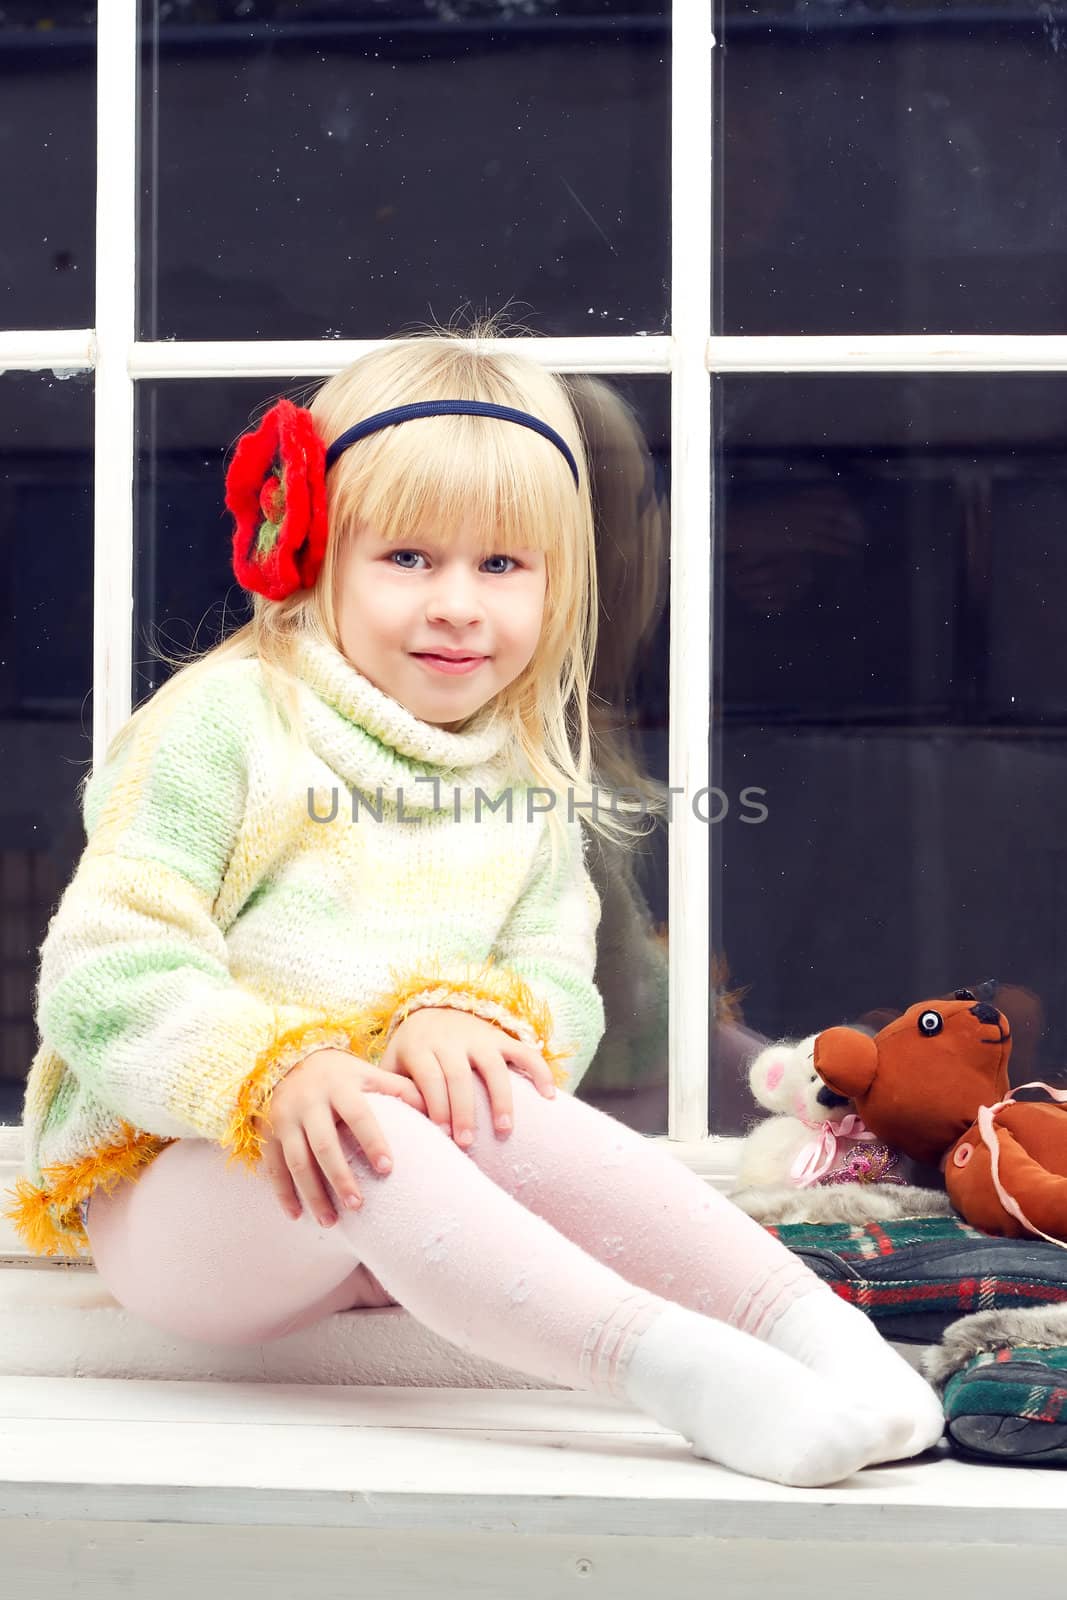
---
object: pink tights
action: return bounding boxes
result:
[85,1073,823,1400]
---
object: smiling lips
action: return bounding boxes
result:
[412,652,488,676]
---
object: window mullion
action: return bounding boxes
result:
[708,334,1067,371]
[93,0,138,769]
[126,337,672,380]
[668,2,714,1144]
[0,332,94,371]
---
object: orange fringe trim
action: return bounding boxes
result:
[356,953,577,1087]
[651,925,750,1027]
[2,1124,171,1260]
[219,1010,383,1164]
[712,950,750,1027]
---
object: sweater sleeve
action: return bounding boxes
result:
[359,819,607,1093]
[34,667,372,1163]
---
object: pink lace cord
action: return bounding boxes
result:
[971,1081,1067,1250]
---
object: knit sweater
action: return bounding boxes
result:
[3,634,606,1259]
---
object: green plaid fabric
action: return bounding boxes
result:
[764,1214,1067,1331]
[942,1347,1067,1465]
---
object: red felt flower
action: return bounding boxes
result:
[224,397,329,601]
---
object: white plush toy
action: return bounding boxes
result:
[736,1033,898,1190]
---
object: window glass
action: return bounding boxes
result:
[134,371,671,1131]
[0,5,97,330]
[717,0,1067,335]
[138,1,670,340]
[711,371,1067,1136]
[0,372,94,1124]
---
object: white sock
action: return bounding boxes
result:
[621,1301,906,1488]
[764,1284,944,1460]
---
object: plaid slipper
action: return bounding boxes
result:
[921,1306,1067,1465]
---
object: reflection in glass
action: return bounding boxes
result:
[0,372,94,1124]
[0,7,97,331]
[134,369,670,1133]
[717,0,1067,335]
[712,372,1067,1136]
[138,1,669,340]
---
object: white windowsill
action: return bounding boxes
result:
[0,1374,1056,1538]
[1,1377,1065,1599]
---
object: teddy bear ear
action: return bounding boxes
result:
[748,1043,796,1111]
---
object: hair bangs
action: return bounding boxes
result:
[331,403,576,561]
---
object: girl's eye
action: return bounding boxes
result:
[388,551,517,574]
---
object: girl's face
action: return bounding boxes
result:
[335,516,548,729]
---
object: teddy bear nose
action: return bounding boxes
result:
[970,1002,1001,1025]
[816,1084,851,1109]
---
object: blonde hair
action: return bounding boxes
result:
[93,313,665,870]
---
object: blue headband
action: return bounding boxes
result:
[323,398,580,490]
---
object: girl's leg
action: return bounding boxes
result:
[89,1093,898,1486]
[462,1073,944,1458]
[318,1092,902,1486]
[85,1135,399,1346]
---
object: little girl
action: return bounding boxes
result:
[4,327,943,1488]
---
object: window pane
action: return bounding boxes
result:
[717,0,1067,335]
[711,372,1067,1136]
[137,1,670,340]
[134,371,670,1132]
[0,5,96,331]
[0,372,94,1124]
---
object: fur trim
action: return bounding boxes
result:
[221,1011,380,1163]
[727,1181,955,1226]
[711,949,749,1025]
[922,1305,1067,1388]
[2,1125,170,1259]
[356,955,576,1086]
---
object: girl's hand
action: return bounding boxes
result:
[377,1008,557,1145]
[253,1048,428,1226]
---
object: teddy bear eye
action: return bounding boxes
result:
[918,1009,944,1035]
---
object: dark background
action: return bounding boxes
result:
[2,1,1065,1134]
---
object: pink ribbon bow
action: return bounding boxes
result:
[790,1114,878,1188]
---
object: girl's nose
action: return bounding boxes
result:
[426,572,484,626]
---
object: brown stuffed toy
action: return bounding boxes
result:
[814,986,1067,1245]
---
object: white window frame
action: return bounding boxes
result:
[4,2,1067,1202]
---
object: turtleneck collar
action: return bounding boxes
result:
[286,633,512,773]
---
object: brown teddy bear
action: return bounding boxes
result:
[813,985,1067,1245]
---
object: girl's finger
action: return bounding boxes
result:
[472,1056,514,1133]
[262,1141,302,1219]
[283,1125,340,1228]
[437,1051,477,1147]
[332,1092,402,1190]
[504,1041,558,1096]
[399,1050,453,1132]
[305,1104,369,1221]
[370,1068,428,1117]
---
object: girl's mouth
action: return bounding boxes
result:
[412,653,488,676]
